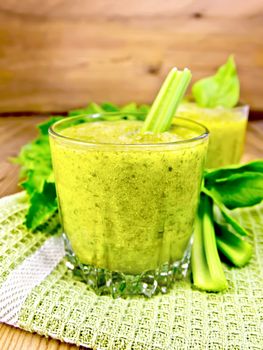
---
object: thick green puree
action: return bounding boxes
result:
[50,119,208,275]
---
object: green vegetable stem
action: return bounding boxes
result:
[142,68,192,133]
[191,194,228,292]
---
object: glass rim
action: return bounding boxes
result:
[49,112,209,148]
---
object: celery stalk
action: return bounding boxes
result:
[216,224,252,267]
[142,68,192,133]
[192,195,228,292]
[191,201,215,290]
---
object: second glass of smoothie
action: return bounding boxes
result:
[49,113,208,297]
[177,103,248,168]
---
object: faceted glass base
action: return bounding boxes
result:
[63,233,192,298]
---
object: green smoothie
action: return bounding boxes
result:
[50,117,208,275]
[177,103,248,168]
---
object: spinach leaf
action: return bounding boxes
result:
[192,55,240,108]
[204,160,263,209]
[206,172,263,209]
[205,160,263,183]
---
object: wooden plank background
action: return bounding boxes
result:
[0,0,262,113]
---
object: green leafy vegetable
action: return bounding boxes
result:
[192,55,240,108]
[25,181,58,230]
[204,160,263,182]
[120,102,138,113]
[204,161,263,209]
[37,116,64,135]
[13,116,63,228]
[100,102,120,112]
[206,172,263,209]
[69,103,104,116]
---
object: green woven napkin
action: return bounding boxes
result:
[0,192,262,350]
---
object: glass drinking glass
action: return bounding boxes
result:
[49,113,209,297]
[177,103,249,168]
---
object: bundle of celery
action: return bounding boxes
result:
[192,163,263,292]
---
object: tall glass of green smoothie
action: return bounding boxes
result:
[177,103,248,168]
[49,113,208,297]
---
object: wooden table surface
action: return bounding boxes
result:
[0,116,262,350]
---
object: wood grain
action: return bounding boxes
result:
[0,323,83,350]
[0,115,262,349]
[0,0,262,113]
